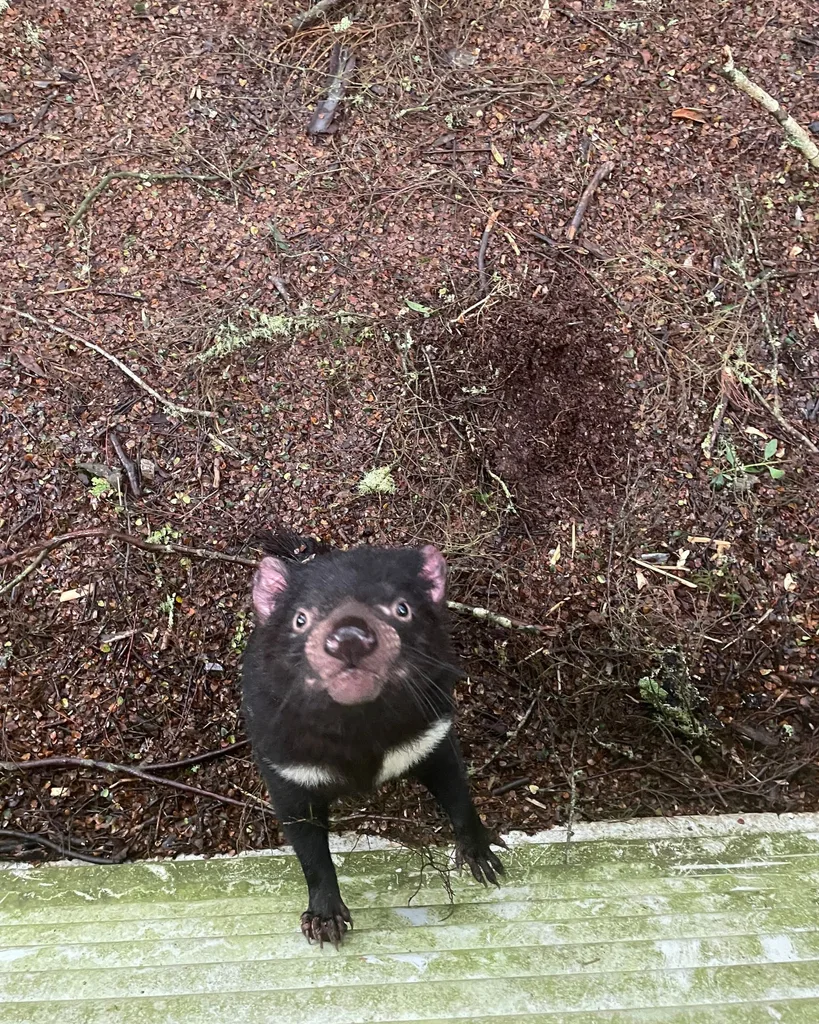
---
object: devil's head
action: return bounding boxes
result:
[251,541,453,706]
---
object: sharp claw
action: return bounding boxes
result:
[488,851,505,875]
[457,840,505,888]
[482,863,498,887]
[301,906,352,949]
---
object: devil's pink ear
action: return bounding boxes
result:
[252,557,289,623]
[419,544,447,604]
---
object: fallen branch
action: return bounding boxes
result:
[288,0,348,33]
[0,526,257,570]
[701,391,729,460]
[730,722,780,750]
[476,695,539,773]
[565,160,614,241]
[0,827,126,865]
[629,557,698,589]
[146,739,251,772]
[0,757,275,816]
[533,230,611,261]
[744,378,819,454]
[308,43,356,136]
[491,776,531,796]
[716,47,819,169]
[68,164,253,228]
[108,429,141,497]
[95,289,146,302]
[554,5,620,44]
[31,89,58,130]
[702,362,755,460]
[0,549,50,597]
[0,306,217,420]
[0,134,37,160]
[477,209,501,295]
[485,467,518,514]
[446,600,551,634]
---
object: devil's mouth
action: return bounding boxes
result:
[324,666,384,705]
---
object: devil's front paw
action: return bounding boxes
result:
[300,897,352,949]
[456,833,507,887]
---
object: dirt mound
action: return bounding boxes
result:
[439,272,633,514]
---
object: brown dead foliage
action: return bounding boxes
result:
[439,279,633,515]
[1,0,818,863]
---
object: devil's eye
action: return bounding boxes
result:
[394,601,410,618]
[293,610,310,631]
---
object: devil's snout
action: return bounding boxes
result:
[324,618,377,666]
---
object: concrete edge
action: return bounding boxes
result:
[3,810,819,874]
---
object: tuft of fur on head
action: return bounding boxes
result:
[255,527,330,564]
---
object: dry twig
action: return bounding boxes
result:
[446,600,552,634]
[31,90,58,130]
[702,364,750,459]
[288,0,348,34]
[478,209,501,295]
[146,740,251,772]
[702,391,729,459]
[0,549,50,597]
[566,161,614,241]
[0,527,257,578]
[68,163,254,228]
[0,757,274,816]
[0,134,37,160]
[108,429,141,497]
[629,557,698,589]
[0,307,217,420]
[0,827,126,865]
[716,47,819,169]
[308,43,356,135]
[533,230,611,261]
[744,378,819,454]
[476,695,539,773]
[492,777,531,796]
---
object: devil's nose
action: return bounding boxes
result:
[324,618,377,666]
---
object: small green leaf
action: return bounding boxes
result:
[724,446,736,467]
[89,476,113,499]
[405,299,433,315]
[768,466,785,480]
[763,438,778,460]
[711,473,726,489]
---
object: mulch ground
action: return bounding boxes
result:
[1,0,818,865]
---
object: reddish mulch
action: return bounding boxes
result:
[438,286,634,514]
[1,0,818,865]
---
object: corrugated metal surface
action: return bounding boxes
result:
[2,813,819,1023]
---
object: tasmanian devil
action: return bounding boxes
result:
[241,530,505,947]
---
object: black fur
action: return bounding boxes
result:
[241,536,504,947]
[255,527,329,563]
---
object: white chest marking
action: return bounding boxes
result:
[376,718,452,785]
[265,760,340,789]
